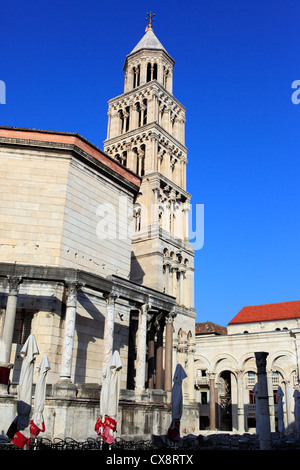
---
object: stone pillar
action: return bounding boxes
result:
[135,304,148,391]
[147,313,156,390]
[0,275,23,385]
[147,334,155,389]
[267,369,276,432]
[164,314,174,393]
[182,203,190,240]
[236,370,245,432]
[151,186,160,233]
[171,264,178,299]
[209,373,216,430]
[255,352,272,450]
[155,321,164,390]
[102,293,118,376]
[59,281,82,381]
[106,109,111,140]
[163,260,170,295]
[187,342,196,401]
[179,268,185,305]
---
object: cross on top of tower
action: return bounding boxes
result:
[145,11,155,30]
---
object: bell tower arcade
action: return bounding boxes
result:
[104,17,195,314]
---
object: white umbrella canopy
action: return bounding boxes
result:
[166,364,187,442]
[95,350,123,444]
[30,353,51,438]
[7,334,39,449]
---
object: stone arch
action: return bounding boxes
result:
[163,247,169,257]
[133,203,141,232]
[213,353,239,376]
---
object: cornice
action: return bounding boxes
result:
[107,80,186,112]
[0,129,141,194]
[104,120,187,154]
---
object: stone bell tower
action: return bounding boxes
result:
[104,17,195,314]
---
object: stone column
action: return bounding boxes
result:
[182,202,190,240]
[179,267,185,305]
[102,293,118,376]
[236,370,245,432]
[188,342,196,401]
[135,304,148,391]
[209,373,216,430]
[155,319,164,390]
[147,313,156,390]
[0,275,23,384]
[151,186,160,233]
[106,109,111,140]
[171,264,178,299]
[147,334,155,389]
[137,150,144,176]
[255,352,272,450]
[267,369,276,432]
[59,281,82,381]
[163,260,170,295]
[164,313,174,393]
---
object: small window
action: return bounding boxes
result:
[249,390,255,404]
[201,392,208,404]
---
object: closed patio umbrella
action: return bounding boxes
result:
[276,386,284,434]
[166,364,187,442]
[95,350,123,444]
[294,389,300,433]
[253,383,259,434]
[30,353,51,439]
[7,334,39,449]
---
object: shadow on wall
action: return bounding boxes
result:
[3,290,111,384]
[129,252,145,285]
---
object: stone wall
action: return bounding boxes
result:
[0,387,199,442]
[0,145,135,279]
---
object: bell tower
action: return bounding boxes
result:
[104,16,195,312]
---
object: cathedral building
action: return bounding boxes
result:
[0,21,198,440]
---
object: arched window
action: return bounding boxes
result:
[133,205,141,232]
[121,151,127,167]
[147,62,157,82]
[147,63,151,82]
[142,99,147,125]
[133,65,140,88]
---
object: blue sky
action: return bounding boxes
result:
[1,0,299,326]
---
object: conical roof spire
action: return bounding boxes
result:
[127,12,173,60]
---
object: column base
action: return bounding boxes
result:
[147,388,167,403]
[54,379,77,398]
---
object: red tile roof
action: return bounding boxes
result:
[228,301,300,325]
[195,322,227,335]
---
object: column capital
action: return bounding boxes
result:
[166,310,176,324]
[105,292,119,305]
[7,275,23,295]
[65,280,84,305]
[255,351,269,374]
[235,369,244,379]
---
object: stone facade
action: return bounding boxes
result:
[194,301,300,434]
[104,22,196,402]
[0,22,198,442]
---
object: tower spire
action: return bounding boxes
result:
[145,11,155,31]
